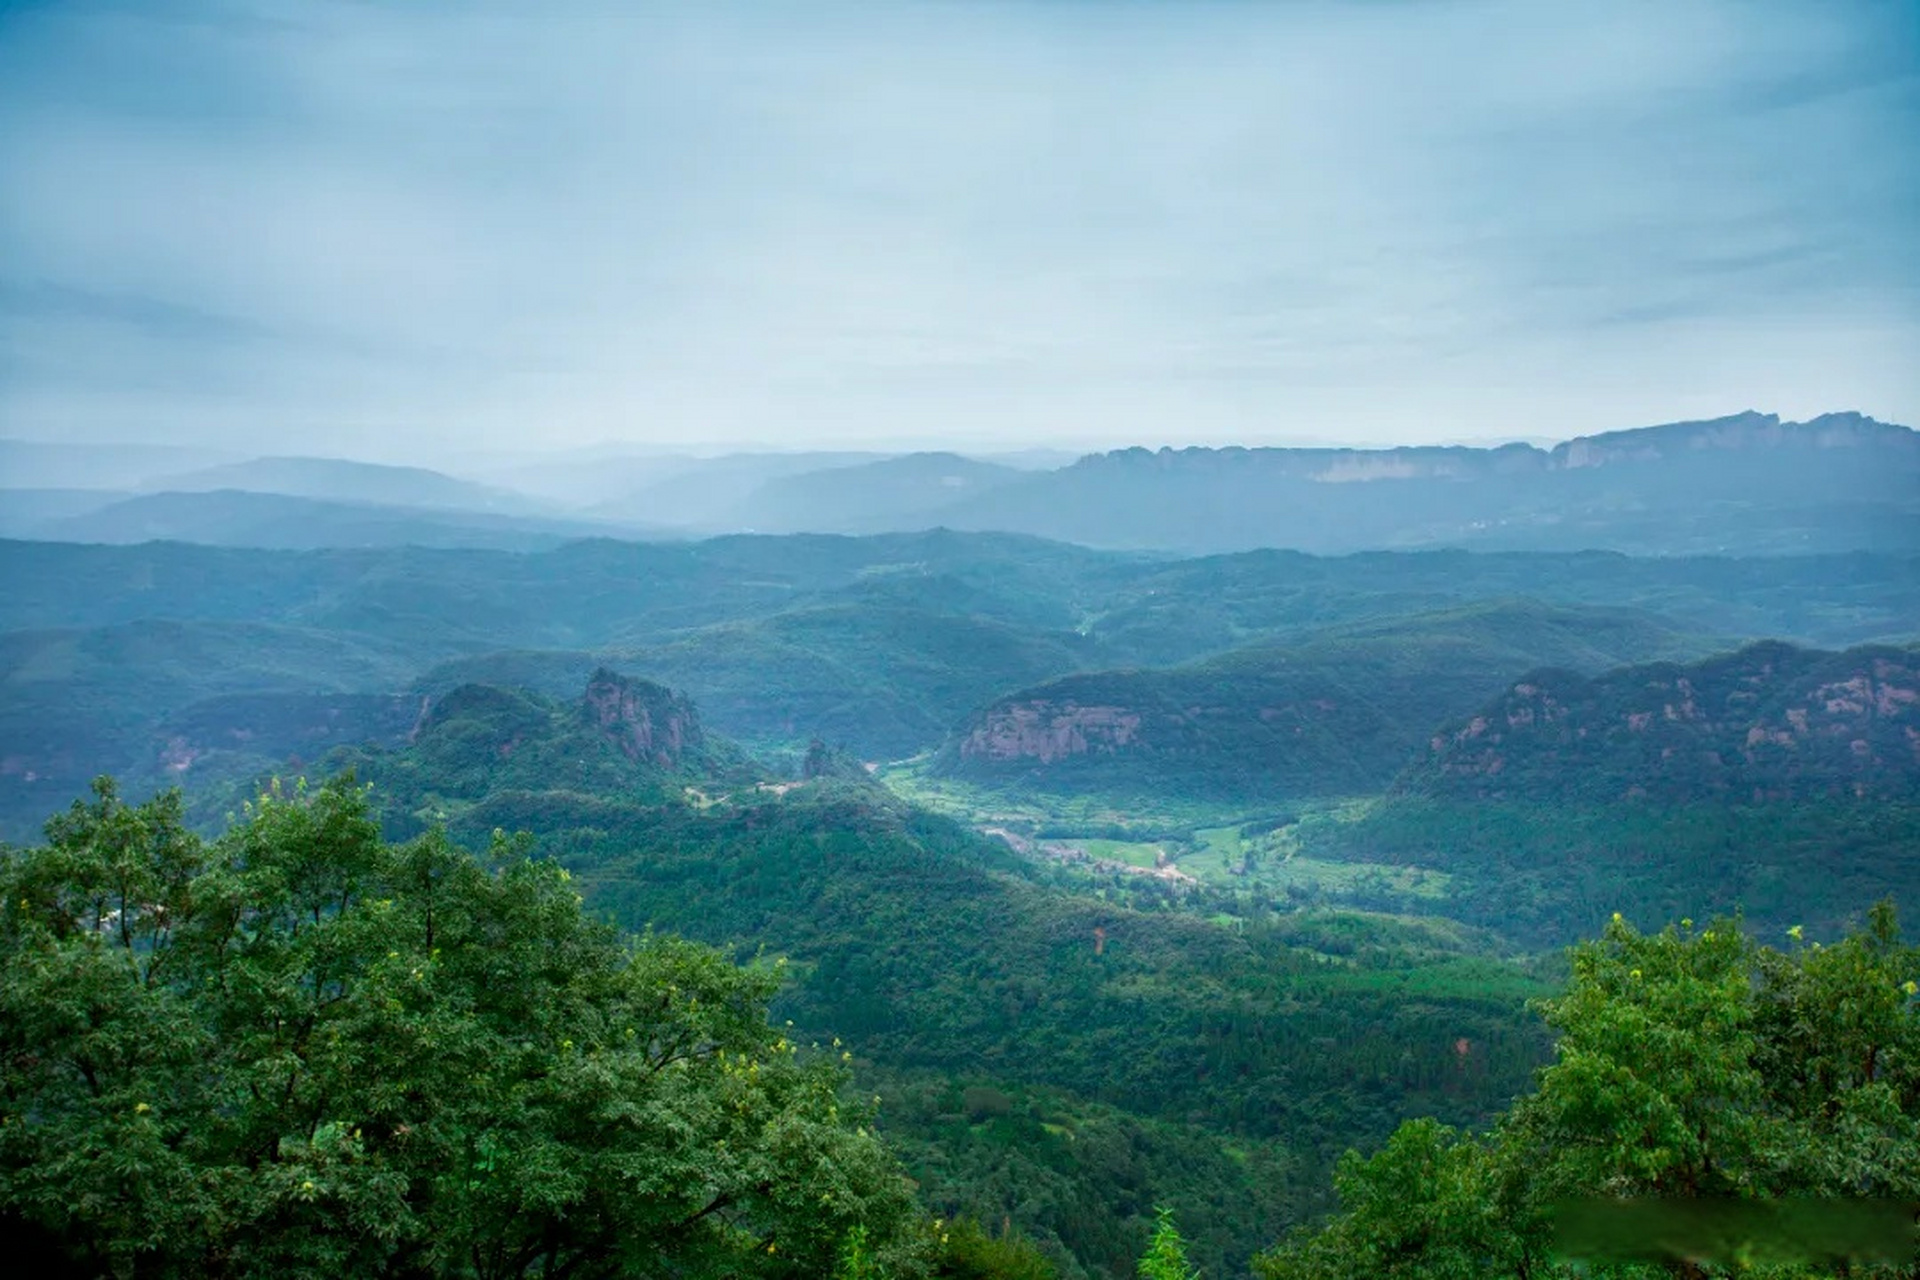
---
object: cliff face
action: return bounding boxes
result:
[939,665,1387,799]
[1411,642,1920,802]
[958,702,1144,764]
[581,668,702,768]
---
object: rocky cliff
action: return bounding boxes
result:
[1408,641,1920,802]
[958,701,1145,764]
[580,667,703,768]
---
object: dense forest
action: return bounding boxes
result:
[11,777,1920,1276]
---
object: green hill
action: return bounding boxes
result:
[0,620,420,840]
[935,601,1718,802]
[1303,642,1920,948]
[1404,639,1920,803]
[5,533,1913,843]
[338,669,752,818]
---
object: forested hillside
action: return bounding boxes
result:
[1300,642,1920,947]
[936,601,1715,801]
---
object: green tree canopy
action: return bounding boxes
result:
[1257,909,1920,1279]
[0,778,925,1279]
[1138,1207,1199,1280]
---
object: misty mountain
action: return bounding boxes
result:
[0,488,131,537]
[466,448,1068,514]
[581,451,890,526]
[15,411,1913,558]
[930,411,1920,554]
[727,452,1030,533]
[23,489,666,551]
[482,410,1919,555]
[143,454,542,513]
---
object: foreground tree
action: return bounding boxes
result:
[1257,909,1920,1278]
[0,778,925,1279]
[1139,1207,1200,1280]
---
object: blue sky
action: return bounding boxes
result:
[1,0,1915,459]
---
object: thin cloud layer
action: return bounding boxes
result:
[1,0,1915,458]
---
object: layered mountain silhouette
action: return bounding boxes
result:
[6,410,1912,554]
[932,412,1919,554]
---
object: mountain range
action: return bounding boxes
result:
[5,410,1915,554]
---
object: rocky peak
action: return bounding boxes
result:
[580,668,702,768]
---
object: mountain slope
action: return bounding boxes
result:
[27,489,664,550]
[143,454,540,512]
[582,452,889,527]
[1404,640,1920,803]
[0,619,421,838]
[1302,642,1920,948]
[937,601,1723,801]
[735,452,1029,533]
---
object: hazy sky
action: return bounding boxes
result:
[2,0,1916,460]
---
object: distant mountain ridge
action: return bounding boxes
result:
[6,410,1912,554]
[142,454,541,513]
[933,411,1920,554]
[21,489,665,551]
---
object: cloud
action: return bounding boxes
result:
[0,0,1914,457]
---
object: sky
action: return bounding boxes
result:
[1,0,1916,461]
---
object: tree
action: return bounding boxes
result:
[1139,1206,1199,1280]
[1256,909,1920,1278]
[1254,1119,1535,1280]
[931,1217,1058,1280]
[0,777,927,1279]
